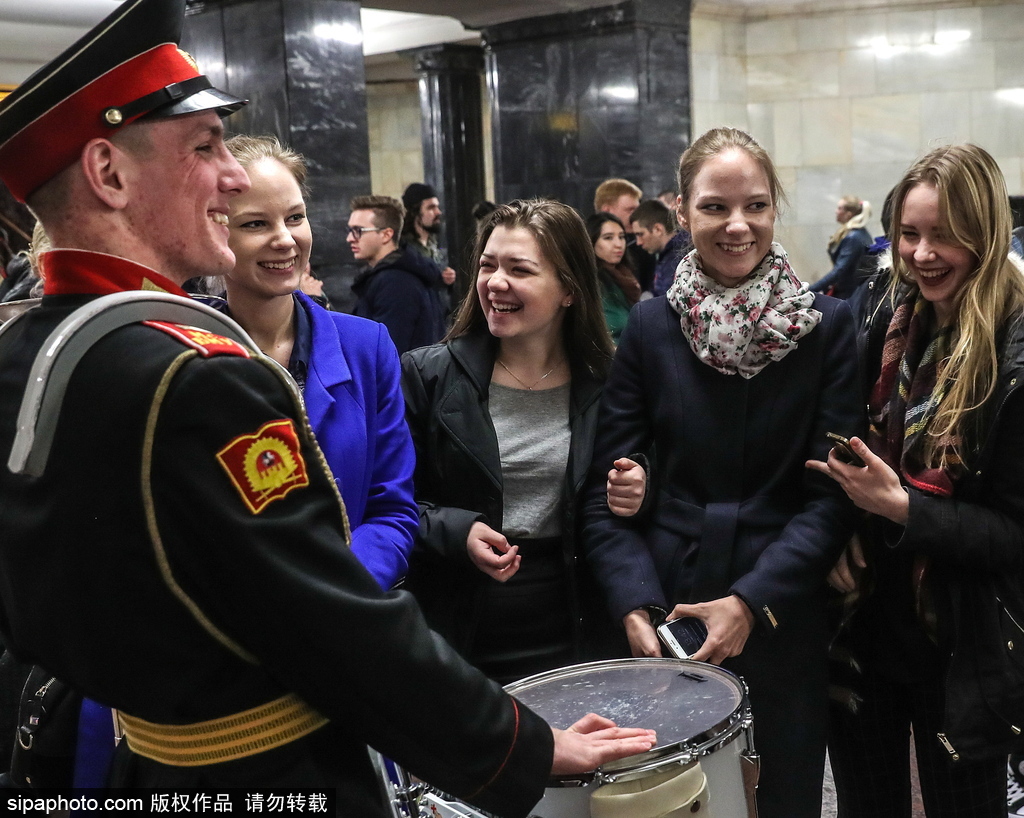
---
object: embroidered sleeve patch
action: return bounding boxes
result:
[216,419,310,514]
[143,321,251,358]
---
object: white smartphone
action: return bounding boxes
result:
[656,617,708,659]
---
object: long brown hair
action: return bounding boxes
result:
[447,199,614,378]
[888,144,1024,466]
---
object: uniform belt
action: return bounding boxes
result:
[117,694,329,766]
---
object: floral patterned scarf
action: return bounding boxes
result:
[666,242,822,378]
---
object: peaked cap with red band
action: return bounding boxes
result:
[0,0,247,203]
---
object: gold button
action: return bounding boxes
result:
[1010,640,1015,650]
[1012,378,1018,386]
[104,108,123,126]
[976,470,982,476]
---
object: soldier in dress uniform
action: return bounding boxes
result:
[0,0,656,813]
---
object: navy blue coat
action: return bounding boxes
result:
[582,294,862,818]
[297,292,418,590]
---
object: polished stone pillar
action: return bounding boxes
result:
[410,44,486,294]
[482,0,691,217]
[184,0,371,311]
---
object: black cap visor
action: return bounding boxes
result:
[144,85,247,120]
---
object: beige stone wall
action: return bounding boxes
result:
[367,81,424,201]
[691,1,1024,284]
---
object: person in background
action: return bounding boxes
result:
[402,199,647,685]
[811,195,873,299]
[810,144,1024,818]
[630,199,691,297]
[584,127,861,818]
[222,135,417,590]
[472,199,498,236]
[350,194,448,354]
[586,213,641,344]
[594,177,654,293]
[657,189,677,209]
[401,182,457,289]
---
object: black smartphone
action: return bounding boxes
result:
[656,617,708,659]
[826,432,865,467]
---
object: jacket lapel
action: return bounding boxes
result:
[444,334,502,490]
[299,293,352,433]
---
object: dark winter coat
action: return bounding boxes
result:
[854,266,1024,761]
[351,246,447,355]
[400,331,622,663]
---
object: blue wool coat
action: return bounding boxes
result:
[297,292,418,589]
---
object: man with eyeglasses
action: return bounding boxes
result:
[350,194,447,354]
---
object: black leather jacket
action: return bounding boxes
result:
[855,268,1024,761]
[400,331,623,662]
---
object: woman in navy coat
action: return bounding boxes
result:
[583,128,862,818]
[222,134,417,589]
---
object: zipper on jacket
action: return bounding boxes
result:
[936,733,959,760]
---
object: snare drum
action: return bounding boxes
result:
[505,658,759,818]
[379,658,758,818]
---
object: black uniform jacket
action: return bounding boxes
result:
[400,331,622,661]
[0,251,552,816]
[582,295,862,636]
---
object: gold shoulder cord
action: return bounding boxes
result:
[135,350,330,766]
[141,349,258,664]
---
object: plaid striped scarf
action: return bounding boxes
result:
[868,293,961,497]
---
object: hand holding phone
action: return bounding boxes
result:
[826,432,865,467]
[656,617,708,659]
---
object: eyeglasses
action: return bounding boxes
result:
[346,225,385,239]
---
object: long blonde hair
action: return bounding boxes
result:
[829,195,870,249]
[888,144,1024,466]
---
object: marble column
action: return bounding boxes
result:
[410,44,485,294]
[481,0,691,217]
[183,0,371,311]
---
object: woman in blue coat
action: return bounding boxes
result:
[222,134,417,589]
[583,128,862,818]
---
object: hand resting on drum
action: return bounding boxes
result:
[606,457,646,517]
[550,713,657,775]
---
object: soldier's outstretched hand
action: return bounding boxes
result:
[550,713,656,775]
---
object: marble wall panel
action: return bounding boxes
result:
[994,41,1024,89]
[748,52,840,102]
[838,48,876,98]
[842,10,888,50]
[220,3,289,137]
[885,9,935,47]
[969,90,1024,158]
[692,102,749,138]
[181,11,227,91]
[746,103,777,157]
[920,90,972,146]
[981,3,1024,42]
[746,18,798,56]
[801,98,852,166]
[795,166,843,227]
[486,1,690,213]
[797,14,847,53]
[934,6,983,40]
[851,94,920,165]
[691,16,723,55]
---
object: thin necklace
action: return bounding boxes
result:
[496,358,559,391]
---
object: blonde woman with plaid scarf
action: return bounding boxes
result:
[808,144,1024,818]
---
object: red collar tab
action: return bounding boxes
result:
[40,249,187,297]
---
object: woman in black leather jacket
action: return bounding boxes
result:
[809,144,1024,817]
[401,199,644,684]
